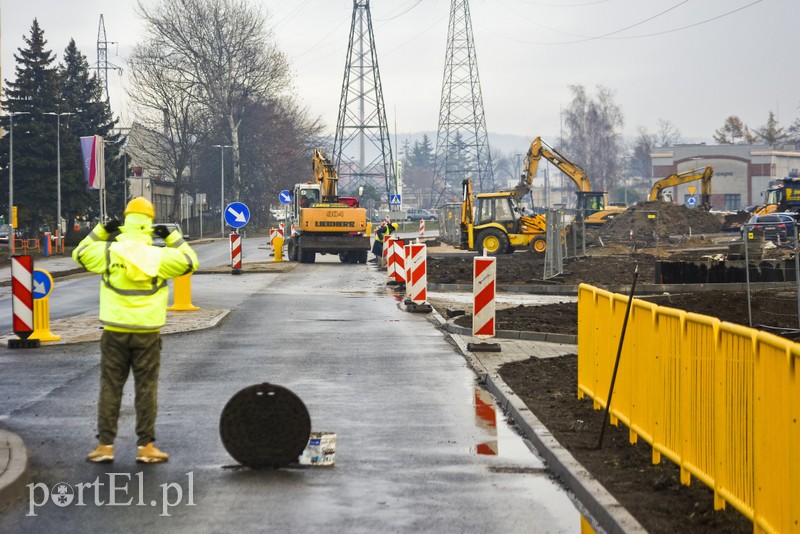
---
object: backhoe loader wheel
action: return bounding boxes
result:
[531,236,547,254]
[477,229,509,255]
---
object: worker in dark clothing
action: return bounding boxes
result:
[369,221,398,263]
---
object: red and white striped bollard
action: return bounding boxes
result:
[230,233,242,275]
[9,255,39,348]
[468,254,500,351]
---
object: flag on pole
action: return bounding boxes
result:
[80,135,105,189]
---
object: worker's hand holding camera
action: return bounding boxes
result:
[152,225,171,239]
[104,220,121,234]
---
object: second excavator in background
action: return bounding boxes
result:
[525,137,627,226]
[648,166,714,208]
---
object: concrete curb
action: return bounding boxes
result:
[428,307,646,534]
[0,429,30,510]
[442,320,578,345]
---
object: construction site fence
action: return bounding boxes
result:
[577,283,799,533]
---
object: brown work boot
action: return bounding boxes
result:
[136,442,169,464]
[87,444,114,463]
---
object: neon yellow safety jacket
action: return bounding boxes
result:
[73,214,199,332]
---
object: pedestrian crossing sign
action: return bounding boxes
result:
[389,194,402,205]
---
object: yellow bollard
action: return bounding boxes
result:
[168,273,200,311]
[29,297,61,342]
[272,234,284,262]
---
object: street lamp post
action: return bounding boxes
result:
[44,112,74,254]
[8,111,30,257]
[212,144,232,237]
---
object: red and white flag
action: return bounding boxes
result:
[80,135,105,189]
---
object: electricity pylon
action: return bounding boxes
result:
[432,0,494,207]
[333,0,397,209]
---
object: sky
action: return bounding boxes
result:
[1,0,797,153]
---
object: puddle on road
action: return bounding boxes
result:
[470,386,543,464]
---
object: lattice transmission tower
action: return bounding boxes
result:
[431,0,494,207]
[96,15,122,102]
[333,0,396,207]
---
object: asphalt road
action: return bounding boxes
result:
[0,238,579,532]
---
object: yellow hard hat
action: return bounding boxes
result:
[391,222,399,231]
[124,197,155,219]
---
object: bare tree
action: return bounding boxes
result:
[562,85,624,192]
[137,0,290,200]
[630,126,655,181]
[713,115,757,144]
[127,40,211,217]
[655,118,682,147]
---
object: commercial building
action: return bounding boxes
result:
[651,143,800,211]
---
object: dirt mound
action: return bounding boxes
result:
[597,201,726,244]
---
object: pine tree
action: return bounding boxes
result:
[0,19,60,234]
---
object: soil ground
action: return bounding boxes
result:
[425,202,790,532]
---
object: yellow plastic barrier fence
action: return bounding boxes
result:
[577,283,799,533]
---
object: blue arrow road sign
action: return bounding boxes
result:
[225,202,251,228]
[686,196,697,208]
[33,269,53,300]
[389,194,402,205]
[279,190,292,204]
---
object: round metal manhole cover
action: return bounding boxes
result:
[219,383,311,468]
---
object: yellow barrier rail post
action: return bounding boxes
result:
[167,273,200,311]
[28,268,60,342]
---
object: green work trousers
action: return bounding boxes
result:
[98,330,162,446]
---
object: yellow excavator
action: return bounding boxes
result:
[648,166,713,208]
[287,148,370,263]
[526,137,626,226]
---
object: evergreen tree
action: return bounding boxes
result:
[410,134,434,170]
[755,111,786,146]
[0,19,60,234]
[59,38,121,234]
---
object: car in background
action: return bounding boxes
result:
[0,225,22,247]
[740,213,795,243]
[405,208,437,221]
[152,223,189,247]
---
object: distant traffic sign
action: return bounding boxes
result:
[686,196,697,208]
[225,202,251,228]
[279,190,292,205]
[33,268,53,300]
[389,194,402,206]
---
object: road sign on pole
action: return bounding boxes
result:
[225,202,250,228]
[279,190,292,205]
[686,196,697,208]
[33,269,54,300]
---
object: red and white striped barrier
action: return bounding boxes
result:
[278,222,285,239]
[387,238,405,284]
[230,233,242,274]
[419,219,425,238]
[404,243,427,304]
[381,235,392,268]
[472,255,496,337]
[11,255,34,341]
